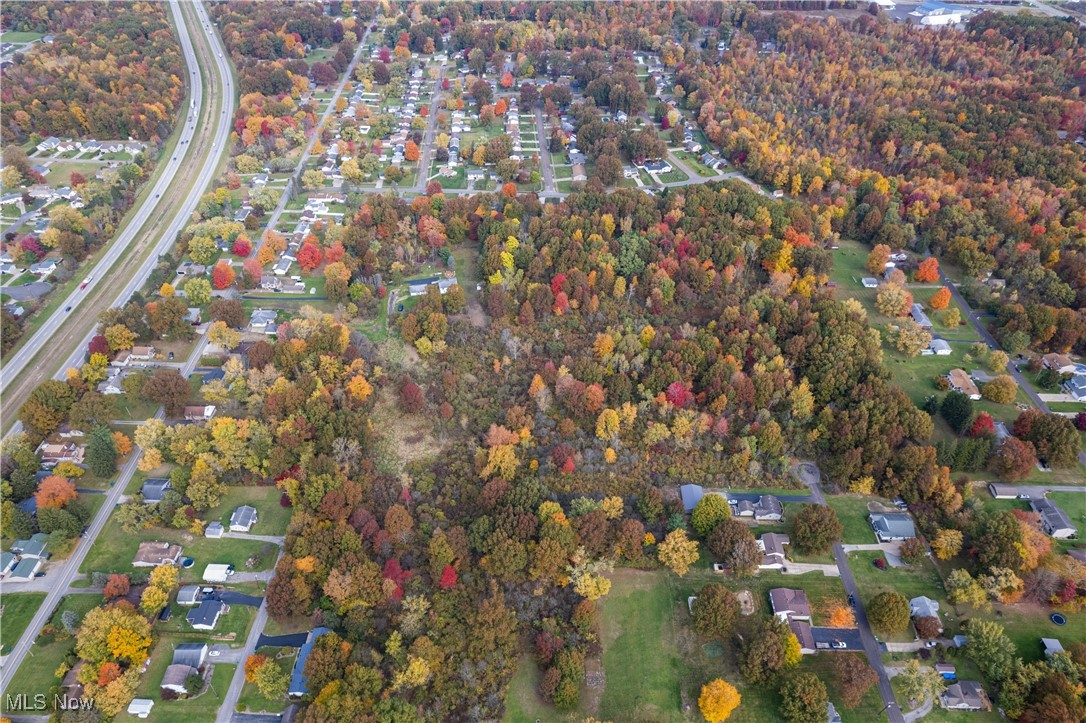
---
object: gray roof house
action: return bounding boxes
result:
[910,303,932,329]
[161,664,200,695]
[731,494,783,522]
[186,600,227,631]
[939,681,990,711]
[229,505,258,532]
[679,484,704,513]
[789,619,816,654]
[205,521,225,538]
[769,588,811,621]
[141,478,172,504]
[172,642,208,669]
[870,513,916,542]
[758,533,791,569]
[0,551,17,577]
[910,596,940,619]
[289,627,332,698]
[1030,499,1077,539]
[7,558,43,581]
[988,483,1019,499]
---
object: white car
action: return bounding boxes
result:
[209,650,221,657]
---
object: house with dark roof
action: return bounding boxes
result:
[769,588,811,621]
[789,620,816,654]
[0,551,17,577]
[205,521,225,538]
[939,681,990,711]
[758,533,790,569]
[186,600,227,631]
[289,627,332,698]
[870,513,916,542]
[172,642,208,669]
[730,494,783,522]
[11,532,50,559]
[1030,499,1077,539]
[7,557,43,581]
[141,478,172,504]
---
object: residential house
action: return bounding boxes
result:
[758,533,791,569]
[929,339,952,355]
[1041,353,1076,375]
[11,532,50,559]
[861,277,879,288]
[36,441,85,467]
[289,627,332,698]
[769,588,811,621]
[910,304,932,329]
[789,620,817,655]
[730,494,783,522]
[571,163,587,182]
[0,551,17,578]
[910,596,943,633]
[133,541,182,568]
[251,173,269,187]
[1064,375,1086,402]
[1042,638,1064,658]
[939,681,990,711]
[229,505,258,533]
[205,521,225,539]
[6,557,43,581]
[141,478,172,503]
[870,513,916,542]
[642,160,672,174]
[29,259,58,276]
[272,257,293,276]
[186,600,227,631]
[36,136,61,153]
[161,664,200,695]
[679,484,704,513]
[172,642,208,669]
[945,369,981,400]
[176,586,202,606]
[1030,499,1077,539]
[406,276,457,297]
[129,346,155,361]
[59,661,85,709]
[183,405,216,422]
[988,483,1019,499]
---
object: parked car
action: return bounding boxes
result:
[832,641,847,649]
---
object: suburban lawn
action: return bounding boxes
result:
[1046,492,1086,529]
[0,592,47,652]
[155,603,257,648]
[206,485,292,536]
[847,551,948,642]
[114,662,236,723]
[824,494,884,544]
[80,516,277,579]
[1,594,102,713]
[236,647,293,714]
[591,568,880,722]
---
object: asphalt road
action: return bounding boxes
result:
[1,0,235,439]
[0,1,223,386]
[0,0,229,690]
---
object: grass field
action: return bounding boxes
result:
[0,31,44,43]
[589,568,879,722]
[847,551,947,641]
[205,485,292,536]
[236,647,293,714]
[115,662,236,723]
[1,594,101,713]
[0,592,47,652]
[824,495,883,544]
[80,516,278,579]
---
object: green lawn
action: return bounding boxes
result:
[115,662,237,723]
[847,551,946,641]
[1046,492,1086,528]
[236,647,293,714]
[205,485,291,536]
[2,594,102,713]
[155,603,256,647]
[0,31,44,43]
[81,515,278,580]
[504,655,554,722]
[824,495,882,544]
[0,592,47,652]
[592,568,877,722]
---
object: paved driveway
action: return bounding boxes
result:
[256,632,309,649]
[812,626,863,651]
[1,281,52,300]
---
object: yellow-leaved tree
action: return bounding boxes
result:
[699,679,741,722]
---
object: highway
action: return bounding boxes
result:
[0,0,232,693]
[1,0,234,438]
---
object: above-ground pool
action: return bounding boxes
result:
[1051,613,1067,626]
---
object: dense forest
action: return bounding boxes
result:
[0,1,184,142]
[687,10,1086,353]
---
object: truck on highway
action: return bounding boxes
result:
[80,276,91,290]
[202,563,235,583]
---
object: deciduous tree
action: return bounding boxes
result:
[699,679,740,722]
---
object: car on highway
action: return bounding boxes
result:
[64,305,72,312]
[80,276,91,290]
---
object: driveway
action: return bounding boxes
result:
[811,626,863,651]
[213,590,263,607]
[256,632,309,649]
[725,491,814,504]
[781,562,840,577]
[842,541,906,568]
[0,281,52,300]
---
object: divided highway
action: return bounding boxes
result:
[0,0,234,438]
[0,0,233,692]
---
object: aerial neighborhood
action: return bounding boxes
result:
[1,2,1085,723]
